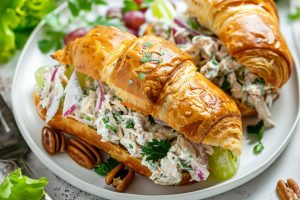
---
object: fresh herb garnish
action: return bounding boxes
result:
[105,124,117,133]
[122,0,139,13]
[187,18,200,30]
[211,59,218,65]
[247,120,265,154]
[102,116,109,123]
[113,112,123,122]
[254,77,265,85]
[138,72,146,80]
[38,13,65,53]
[83,114,93,121]
[288,7,300,21]
[126,119,134,128]
[68,0,107,17]
[221,76,231,92]
[95,157,120,176]
[142,139,171,162]
[144,41,152,47]
[159,50,165,56]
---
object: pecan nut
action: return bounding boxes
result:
[105,164,135,192]
[277,178,300,200]
[42,126,65,155]
[67,138,102,169]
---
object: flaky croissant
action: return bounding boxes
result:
[52,26,243,155]
[185,0,294,88]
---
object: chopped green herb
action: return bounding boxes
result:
[105,124,117,133]
[140,57,150,63]
[145,52,152,58]
[113,112,123,122]
[159,50,165,56]
[211,59,219,65]
[128,144,133,149]
[126,119,134,129]
[288,7,300,21]
[142,139,171,162]
[83,114,93,121]
[144,41,152,47]
[187,18,200,30]
[253,142,264,154]
[102,116,109,123]
[247,120,265,154]
[138,72,146,80]
[122,0,139,13]
[254,77,265,85]
[221,76,231,92]
[181,161,192,170]
[112,94,123,101]
[95,157,120,176]
[247,120,264,141]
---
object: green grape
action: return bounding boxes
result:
[35,67,48,88]
[64,65,74,79]
[208,147,239,180]
[151,0,176,23]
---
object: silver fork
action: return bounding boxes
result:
[0,93,54,200]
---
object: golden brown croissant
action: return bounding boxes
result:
[185,0,294,88]
[52,26,243,155]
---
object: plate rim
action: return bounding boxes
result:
[11,2,300,200]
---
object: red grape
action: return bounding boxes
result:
[64,28,87,45]
[123,11,145,30]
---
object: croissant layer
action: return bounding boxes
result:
[185,0,294,88]
[52,26,243,155]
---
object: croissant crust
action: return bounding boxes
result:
[51,26,243,155]
[185,0,294,88]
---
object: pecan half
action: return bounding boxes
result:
[42,126,66,155]
[67,138,102,169]
[105,164,135,192]
[277,178,300,200]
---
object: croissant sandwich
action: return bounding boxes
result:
[34,26,242,185]
[144,0,294,126]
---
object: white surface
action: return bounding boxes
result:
[2,0,299,199]
[10,1,300,200]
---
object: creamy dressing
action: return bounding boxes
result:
[38,66,210,185]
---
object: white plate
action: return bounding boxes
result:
[11,1,300,200]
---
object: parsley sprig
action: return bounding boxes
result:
[247,120,265,154]
[95,157,120,176]
[288,7,300,21]
[220,75,231,92]
[142,139,171,162]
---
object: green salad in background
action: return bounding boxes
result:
[0,168,48,200]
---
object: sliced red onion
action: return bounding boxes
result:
[172,27,189,45]
[173,18,201,36]
[62,71,83,118]
[51,67,59,82]
[196,168,206,180]
[96,81,105,112]
[46,67,64,123]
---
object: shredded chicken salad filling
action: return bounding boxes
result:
[141,17,278,127]
[38,65,211,185]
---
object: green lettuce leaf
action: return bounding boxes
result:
[0,168,48,200]
[0,0,56,63]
